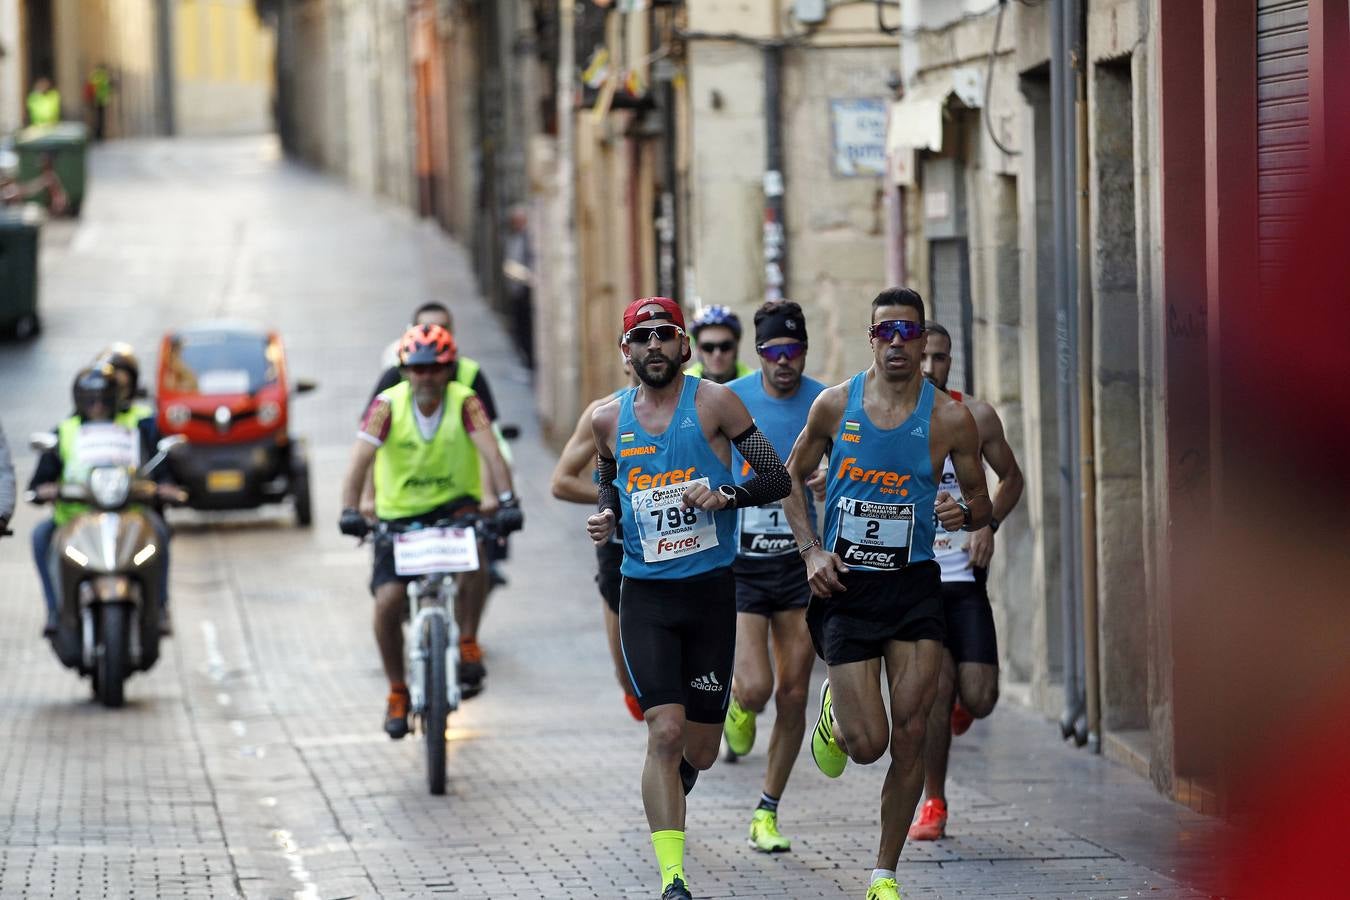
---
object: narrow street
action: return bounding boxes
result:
[0,139,1223,899]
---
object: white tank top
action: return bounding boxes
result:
[932,455,975,583]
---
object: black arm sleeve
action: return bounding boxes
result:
[596,454,620,518]
[729,425,791,508]
[29,443,61,491]
[470,371,499,422]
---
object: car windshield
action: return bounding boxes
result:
[164,331,279,395]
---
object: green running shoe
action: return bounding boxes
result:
[747,808,791,853]
[811,679,848,778]
[865,876,901,899]
[724,697,756,757]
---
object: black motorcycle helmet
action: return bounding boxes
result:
[95,342,140,412]
[72,363,119,422]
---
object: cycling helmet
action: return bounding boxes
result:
[398,323,457,366]
[72,363,119,421]
[690,304,743,340]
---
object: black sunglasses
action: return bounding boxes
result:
[624,324,685,345]
[756,341,807,363]
[699,340,737,354]
[869,319,926,343]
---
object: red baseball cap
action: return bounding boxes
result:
[622,297,686,334]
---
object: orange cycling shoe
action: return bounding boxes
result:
[624,692,643,722]
[459,639,485,695]
[951,700,974,736]
[908,797,948,841]
[385,685,410,740]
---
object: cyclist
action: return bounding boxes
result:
[587,297,791,900]
[779,288,990,900]
[339,324,521,737]
[365,302,512,592]
[684,305,752,384]
[720,300,827,853]
[549,351,642,721]
[29,364,181,637]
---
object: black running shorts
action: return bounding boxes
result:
[619,567,736,723]
[942,573,998,665]
[806,561,945,665]
[733,554,811,616]
[596,541,623,614]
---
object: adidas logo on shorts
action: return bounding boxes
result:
[690,671,723,692]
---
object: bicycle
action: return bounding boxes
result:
[368,513,500,795]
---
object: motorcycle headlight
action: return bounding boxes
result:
[89,467,131,509]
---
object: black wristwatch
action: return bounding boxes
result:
[957,499,973,531]
[989,516,1001,534]
[717,484,739,509]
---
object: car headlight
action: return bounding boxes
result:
[89,467,131,509]
[258,401,280,426]
[166,404,191,427]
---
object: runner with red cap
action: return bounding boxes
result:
[587,297,792,900]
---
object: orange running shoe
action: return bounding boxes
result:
[624,692,644,722]
[384,685,410,740]
[951,700,974,736]
[908,797,947,841]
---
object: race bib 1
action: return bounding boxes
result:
[739,501,795,557]
[631,477,719,564]
[393,526,480,576]
[832,497,913,570]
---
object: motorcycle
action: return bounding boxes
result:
[28,431,186,707]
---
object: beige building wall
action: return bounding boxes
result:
[50,0,163,136]
[1,2,23,134]
[174,0,275,135]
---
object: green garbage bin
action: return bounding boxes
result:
[0,206,41,339]
[16,122,88,216]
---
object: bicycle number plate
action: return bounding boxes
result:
[393,527,479,576]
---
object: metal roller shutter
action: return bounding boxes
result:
[1256,0,1311,295]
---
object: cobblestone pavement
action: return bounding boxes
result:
[0,138,1226,899]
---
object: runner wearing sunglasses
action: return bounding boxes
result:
[779,288,991,900]
[720,300,828,854]
[908,321,1024,842]
[685,305,753,384]
[587,297,791,900]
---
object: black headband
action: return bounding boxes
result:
[755,308,807,345]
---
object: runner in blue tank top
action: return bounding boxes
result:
[550,354,643,722]
[779,288,991,900]
[586,297,791,900]
[719,300,828,854]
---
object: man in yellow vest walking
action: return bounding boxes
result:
[339,324,522,738]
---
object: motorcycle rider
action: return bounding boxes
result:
[29,365,181,637]
[95,343,155,423]
[339,324,523,737]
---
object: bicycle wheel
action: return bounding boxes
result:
[424,615,449,795]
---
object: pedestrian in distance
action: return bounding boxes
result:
[909,321,1025,842]
[586,297,791,900]
[779,287,992,900]
[720,299,829,854]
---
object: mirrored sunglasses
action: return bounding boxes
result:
[869,319,926,343]
[756,341,807,363]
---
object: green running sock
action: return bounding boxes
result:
[651,829,686,889]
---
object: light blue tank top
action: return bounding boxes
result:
[615,375,737,579]
[728,371,826,557]
[821,373,937,571]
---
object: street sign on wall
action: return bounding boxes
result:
[829,97,888,177]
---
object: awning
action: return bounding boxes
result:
[885,67,984,155]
